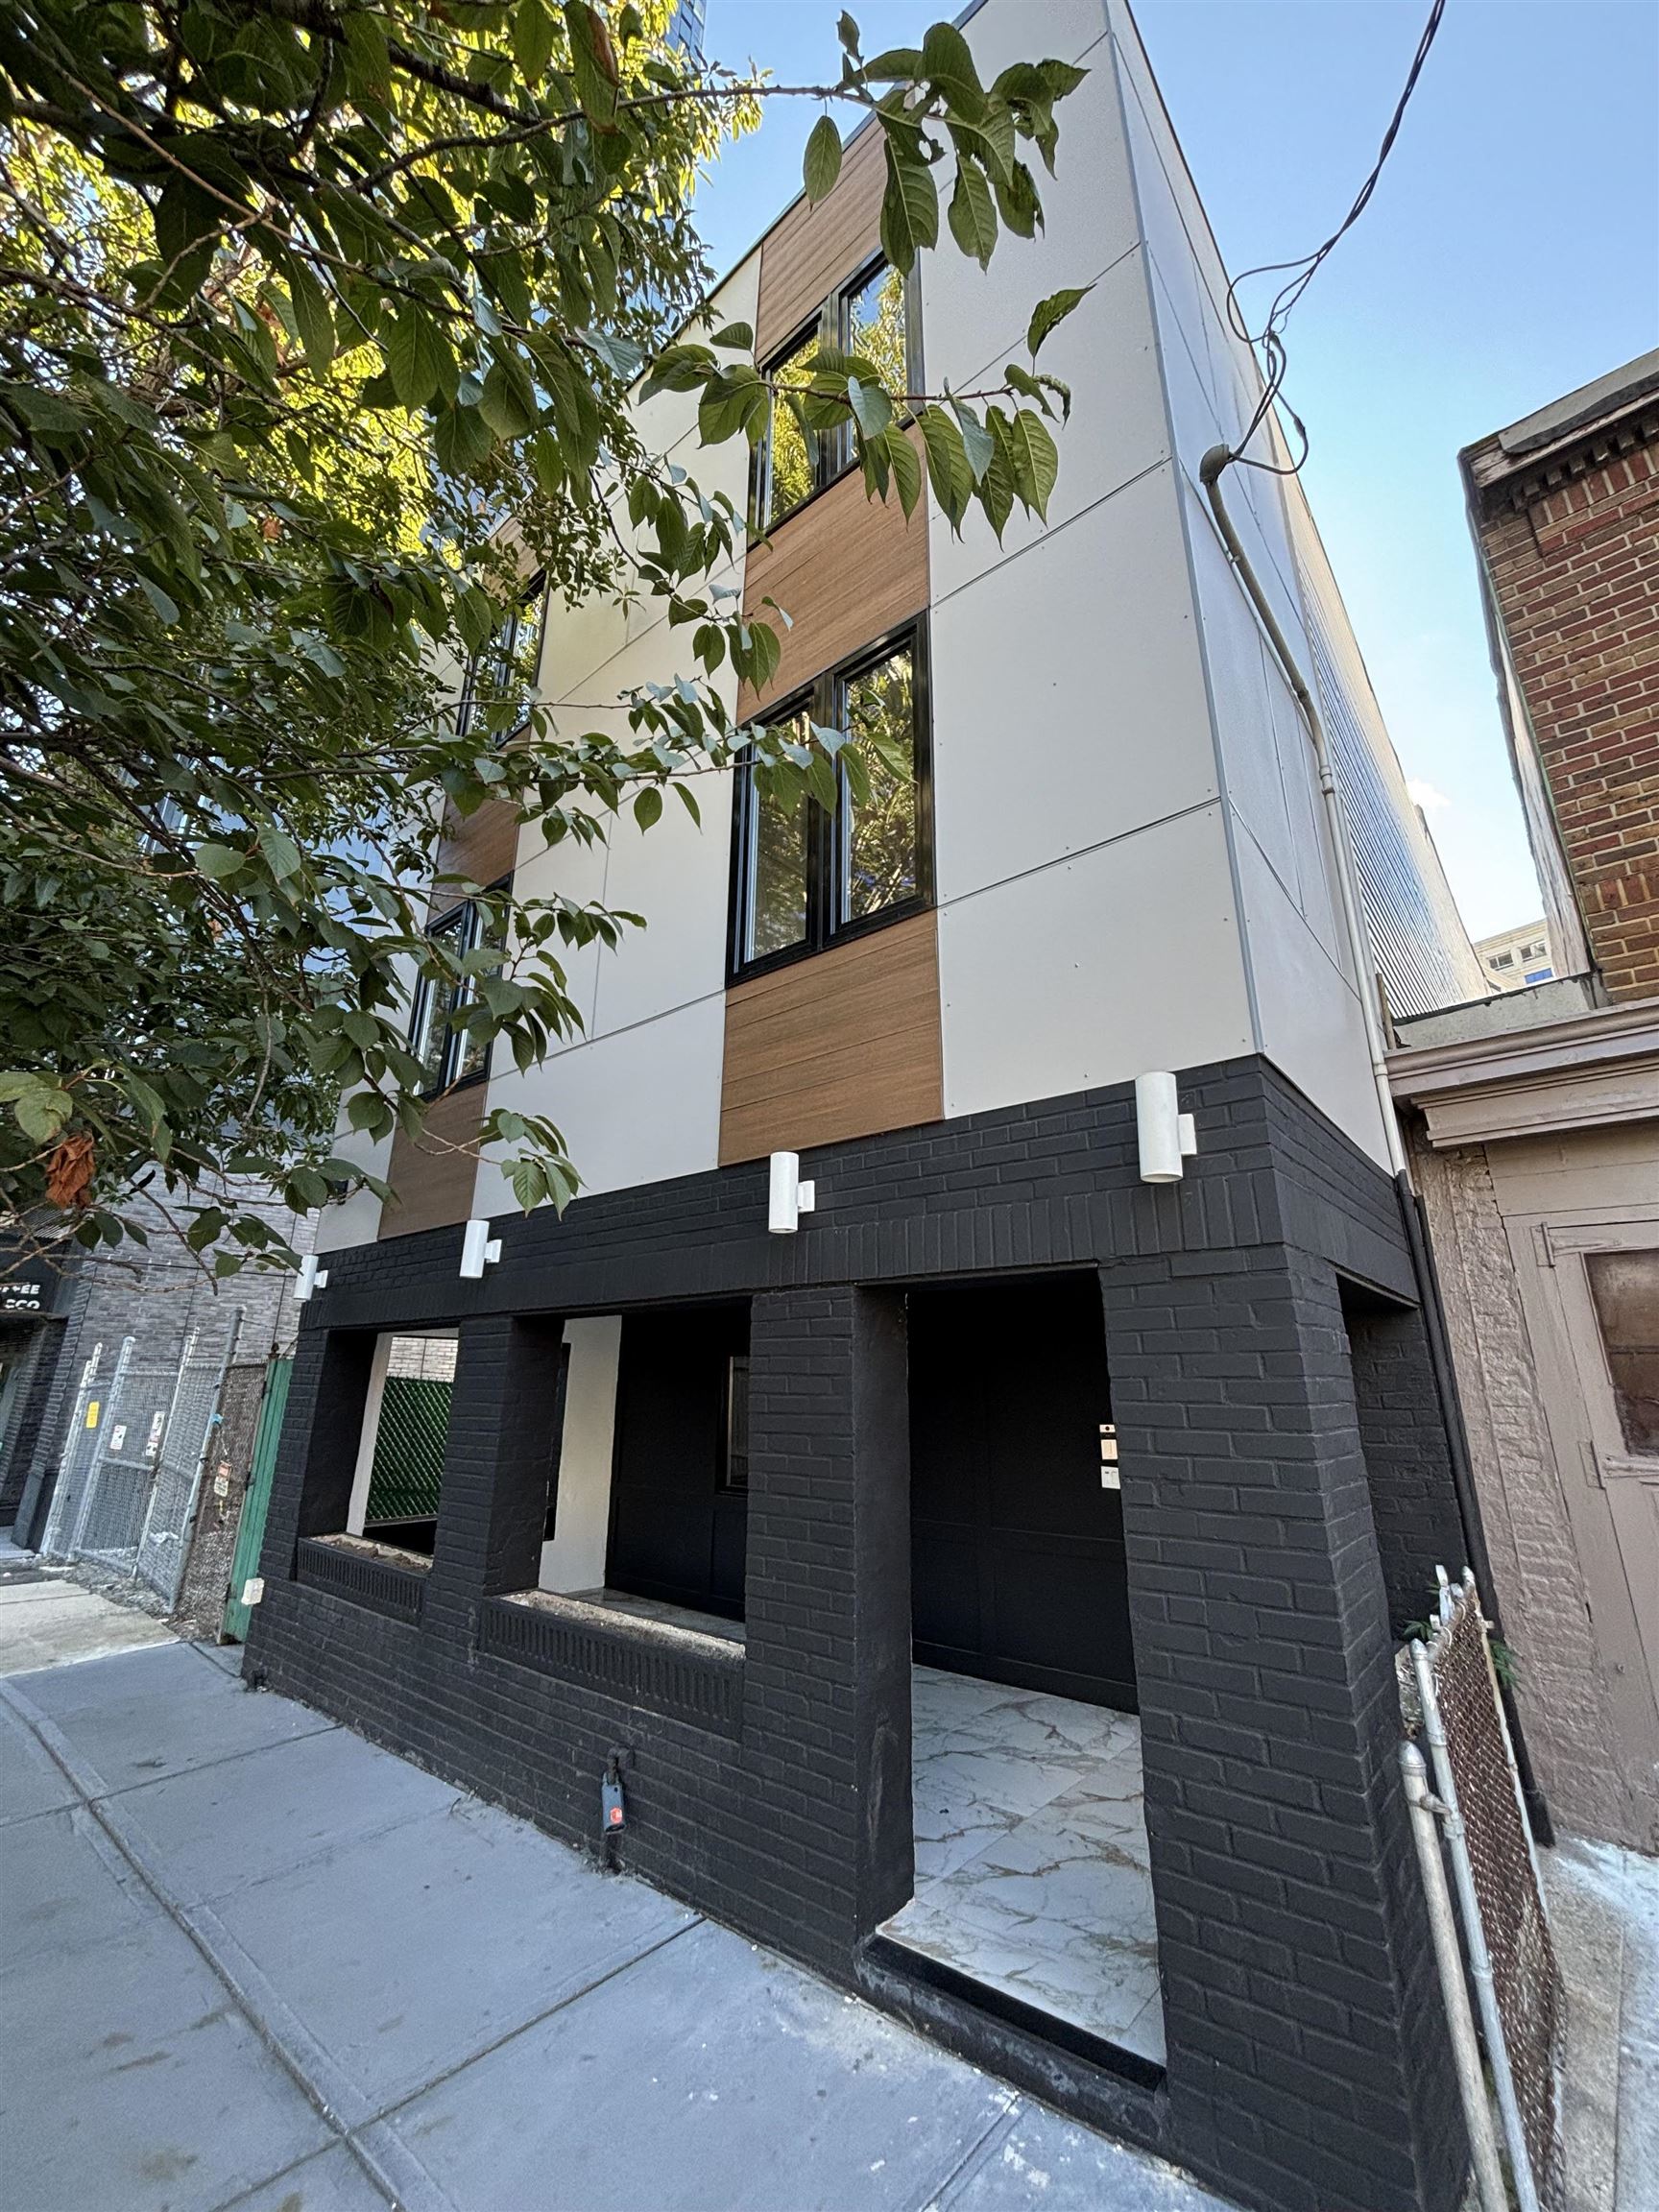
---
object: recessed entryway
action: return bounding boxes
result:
[883,1668,1162,2062]
[888,1274,1160,2063]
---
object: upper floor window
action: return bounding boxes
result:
[409,885,506,1094]
[455,576,545,742]
[751,256,913,535]
[731,623,930,979]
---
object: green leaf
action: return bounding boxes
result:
[921,21,983,112]
[7,384,86,441]
[287,258,335,372]
[514,0,556,81]
[994,160,1042,241]
[256,824,303,880]
[950,399,996,486]
[879,138,939,276]
[194,843,245,880]
[383,305,451,411]
[1026,284,1094,358]
[917,406,973,527]
[564,1,620,130]
[185,1207,226,1251]
[948,161,998,269]
[481,349,540,439]
[804,114,844,204]
[709,322,754,351]
[1006,408,1060,520]
[14,1084,74,1147]
[633,784,662,830]
[585,327,644,382]
[847,375,892,440]
[884,425,922,518]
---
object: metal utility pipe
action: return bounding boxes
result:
[1411,1641,1541,2212]
[1400,1741,1508,2212]
[1198,445,1407,1179]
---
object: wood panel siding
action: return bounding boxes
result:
[380,1084,483,1238]
[430,798,518,914]
[718,910,943,1162]
[738,438,929,719]
[755,122,886,360]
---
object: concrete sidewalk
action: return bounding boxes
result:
[0,1535,175,1674]
[0,1641,1231,2212]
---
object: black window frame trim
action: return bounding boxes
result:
[409,871,513,1099]
[453,570,548,744]
[725,616,933,987]
[747,252,923,541]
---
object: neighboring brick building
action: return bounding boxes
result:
[1463,350,1659,1001]
[1386,354,1659,1854]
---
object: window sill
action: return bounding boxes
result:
[296,1535,427,1624]
[729,894,932,990]
[480,1590,744,1737]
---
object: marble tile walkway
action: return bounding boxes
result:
[883,1669,1164,2065]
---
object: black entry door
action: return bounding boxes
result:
[909,1276,1137,1711]
[607,1304,748,1620]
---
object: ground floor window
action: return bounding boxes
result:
[348,1331,457,1557]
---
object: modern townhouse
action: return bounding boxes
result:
[244,7,1491,2208]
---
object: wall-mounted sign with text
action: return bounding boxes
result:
[0,1240,74,1319]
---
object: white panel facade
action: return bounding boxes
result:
[471,992,725,1214]
[924,5,1132,404]
[939,804,1252,1120]
[925,245,1169,606]
[930,467,1215,904]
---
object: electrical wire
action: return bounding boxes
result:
[1221,0,1448,477]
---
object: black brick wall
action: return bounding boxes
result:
[1342,1287,1469,1636]
[246,1054,1469,2212]
[1098,1247,1463,2212]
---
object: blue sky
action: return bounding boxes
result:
[691,1,1659,943]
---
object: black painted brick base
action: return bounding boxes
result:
[247,1056,1471,2212]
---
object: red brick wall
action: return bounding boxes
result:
[1478,429,1659,1000]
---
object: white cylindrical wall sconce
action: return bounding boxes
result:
[767,1152,817,1235]
[459,1216,503,1278]
[1135,1072,1198,1185]
[295,1254,329,1302]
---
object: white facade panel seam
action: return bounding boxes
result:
[928,453,1172,615]
[934,796,1221,915]
[1104,23,1262,1058]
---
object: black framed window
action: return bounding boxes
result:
[408,882,506,1095]
[751,255,915,535]
[730,621,930,980]
[455,574,545,741]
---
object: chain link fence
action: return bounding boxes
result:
[363,1334,455,1527]
[38,1314,241,1609]
[1401,1570,1565,2212]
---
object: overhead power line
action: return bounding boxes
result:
[1221,0,1449,478]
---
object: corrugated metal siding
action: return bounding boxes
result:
[1301,587,1487,1020]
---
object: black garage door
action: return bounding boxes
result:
[909,1275,1137,1711]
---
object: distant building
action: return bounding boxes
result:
[1390,349,1659,1853]
[1475,919,1555,992]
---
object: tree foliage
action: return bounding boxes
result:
[0,0,1087,1271]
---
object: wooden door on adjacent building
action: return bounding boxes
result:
[1515,1207,1659,1816]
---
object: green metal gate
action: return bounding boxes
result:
[223,1355,292,1643]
